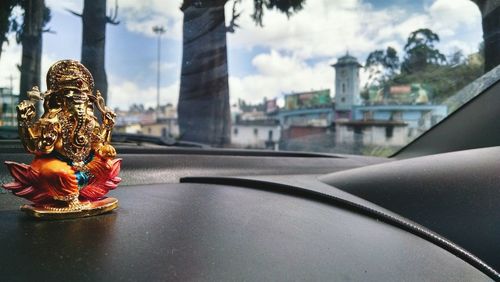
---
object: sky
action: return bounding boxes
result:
[0,0,483,110]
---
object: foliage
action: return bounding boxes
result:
[391,62,483,103]
[180,0,306,29]
[401,28,446,74]
[10,1,51,44]
[363,28,484,104]
[448,49,465,65]
[364,46,400,87]
[252,0,305,26]
[238,99,266,112]
[0,0,19,58]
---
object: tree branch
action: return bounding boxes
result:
[42,28,55,34]
[65,8,82,18]
[226,0,241,33]
[106,0,120,25]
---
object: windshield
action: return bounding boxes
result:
[0,0,498,156]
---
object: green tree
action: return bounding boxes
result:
[178,0,305,147]
[401,28,446,74]
[0,0,19,61]
[447,49,465,66]
[364,46,400,87]
[367,29,484,104]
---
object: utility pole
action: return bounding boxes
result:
[152,25,166,121]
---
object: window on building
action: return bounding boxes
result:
[161,128,167,137]
[341,97,346,102]
[385,126,394,138]
[233,127,238,135]
[254,128,258,136]
[268,130,273,141]
[148,128,152,134]
[342,83,346,93]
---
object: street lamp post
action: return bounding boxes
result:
[152,25,166,121]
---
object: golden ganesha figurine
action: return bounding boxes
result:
[2,59,121,219]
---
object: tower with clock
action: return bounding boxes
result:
[332,53,362,117]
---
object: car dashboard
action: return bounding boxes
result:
[0,143,499,281]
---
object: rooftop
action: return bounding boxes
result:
[234,119,280,126]
[336,120,407,127]
[332,52,362,68]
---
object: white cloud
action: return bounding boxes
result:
[116,0,183,39]
[229,50,334,105]
[227,0,482,60]
[108,78,179,110]
[149,61,177,72]
[1,0,484,109]
[428,0,481,29]
[45,0,82,13]
[224,0,482,105]
[45,0,184,39]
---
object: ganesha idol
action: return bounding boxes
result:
[3,60,122,219]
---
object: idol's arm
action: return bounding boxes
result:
[17,100,40,154]
[17,100,59,155]
[94,110,117,159]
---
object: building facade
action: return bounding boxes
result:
[141,118,179,138]
[231,120,281,150]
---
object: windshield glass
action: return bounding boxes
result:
[0,0,498,156]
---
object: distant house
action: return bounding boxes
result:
[368,83,431,105]
[352,104,447,137]
[330,53,448,148]
[335,120,408,147]
[141,118,179,138]
[115,123,142,134]
[276,107,334,129]
[116,103,179,138]
[335,103,447,147]
[231,119,281,150]
[275,89,334,128]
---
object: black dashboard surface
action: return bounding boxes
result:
[0,183,492,281]
[0,147,498,280]
[321,146,500,272]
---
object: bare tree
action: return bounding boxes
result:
[19,0,51,104]
[178,0,230,146]
[68,0,119,102]
[178,0,305,147]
